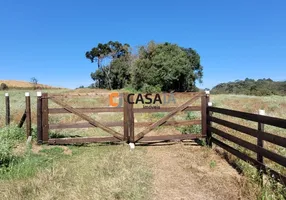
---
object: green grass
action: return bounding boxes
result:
[0,126,70,180]
[0,145,153,200]
[177,111,201,134]
[0,126,26,167]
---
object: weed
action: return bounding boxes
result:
[177,111,201,134]
[209,160,216,168]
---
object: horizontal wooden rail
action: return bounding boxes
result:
[50,97,123,140]
[48,92,204,98]
[138,134,203,142]
[209,107,286,129]
[48,93,110,98]
[48,136,121,144]
[48,134,203,144]
[212,138,286,185]
[209,126,286,168]
[49,120,201,129]
[209,116,286,147]
[49,106,201,114]
[49,107,123,114]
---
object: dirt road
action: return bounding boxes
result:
[145,143,252,200]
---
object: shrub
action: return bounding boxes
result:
[0,83,8,90]
[178,111,201,134]
[140,84,161,93]
[0,126,25,167]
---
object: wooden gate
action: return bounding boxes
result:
[37,92,209,145]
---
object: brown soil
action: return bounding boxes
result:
[146,143,254,200]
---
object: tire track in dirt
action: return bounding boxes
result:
[145,143,250,200]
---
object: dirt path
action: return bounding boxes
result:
[145,143,249,200]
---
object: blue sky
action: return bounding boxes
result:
[1,0,285,89]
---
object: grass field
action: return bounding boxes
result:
[0,89,285,199]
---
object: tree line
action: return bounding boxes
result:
[85,41,203,92]
[211,78,286,96]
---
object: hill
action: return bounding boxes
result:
[211,78,286,96]
[0,80,62,89]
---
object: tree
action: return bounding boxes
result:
[211,78,286,96]
[30,77,38,90]
[90,56,132,89]
[132,42,203,92]
[0,83,8,90]
[86,41,130,89]
[85,41,203,92]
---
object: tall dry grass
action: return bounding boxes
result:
[0,145,153,200]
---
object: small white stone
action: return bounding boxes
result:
[37,91,42,97]
[129,143,135,150]
[5,93,9,97]
[205,90,210,95]
[25,92,30,97]
[26,136,32,144]
[259,110,265,115]
[208,102,213,106]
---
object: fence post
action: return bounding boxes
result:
[201,91,209,139]
[123,93,129,142]
[207,101,213,147]
[257,109,265,184]
[42,93,49,143]
[128,95,134,143]
[25,92,31,138]
[5,93,10,126]
[37,92,43,144]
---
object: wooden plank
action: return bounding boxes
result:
[49,93,110,98]
[18,111,26,128]
[49,120,201,130]
[37,93,43,144]
[206,100,212,146]
[212,138,286,185]
[138,134,203,142]
[257,111,265,174]
[50,121,123,129]
[209,126,286,168]
[5,94,10,125]
[201,95,207,136]
[26,94,31,137]
[209,107,286,129]
[123,93,129,141]
[49,107,123,114]
[134,94,201,142]
[48,136,121,144]
[129,95,134,143]
[49,92,202,98]
[42,93,49,143]
[49,98,123,140]
[134,106,202,113]
[48,106,201,114]
[209,116,286,147]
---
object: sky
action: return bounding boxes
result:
[0,0,286,89]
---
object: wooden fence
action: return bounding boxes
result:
[2,91,286,185]
[2,92,32,138]
[37,92,206,145]
[207,106,286,185]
